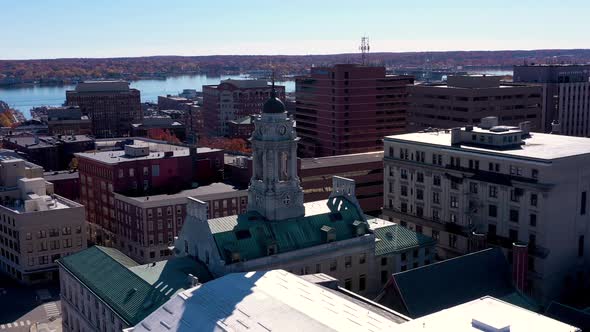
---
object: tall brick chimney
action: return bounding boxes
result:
[512,242,528,292]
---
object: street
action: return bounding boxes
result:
[0,275,61,332]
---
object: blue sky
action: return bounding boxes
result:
[2,0,589,59]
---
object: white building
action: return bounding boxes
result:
[398,296,580,332]
[383,116,590,303]
[0,151,86,283]
[125,269,409,332]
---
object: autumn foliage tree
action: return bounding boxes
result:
[147,128,181,144]
[199,135,251,154]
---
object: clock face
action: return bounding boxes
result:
[279,125,287,135]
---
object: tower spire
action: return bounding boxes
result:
[270,69,276,98]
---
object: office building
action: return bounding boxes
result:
[46,106,92,136]
[0,151,85,283]
[383,116,590,303]
[175,86,434,296]
[514,64,590,135]
[66,81,142,138]
[408,75,542,132]
[295,64,413,157]
[202,79,285,136]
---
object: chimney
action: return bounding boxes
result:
[512,242,528,292]
[187,273,200,288]
[550,120,561,134]
[480,116,499,129]
[451,128,462,145]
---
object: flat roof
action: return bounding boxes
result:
[115,182,245,203]
[76,139,192,164]
[385,130,590,161]
[44,171,79,181]
[398,296,580,331]
[4,135,94,148]
[301,151,384,170]
[129,270,405,332]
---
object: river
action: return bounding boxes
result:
[0,74,296,118]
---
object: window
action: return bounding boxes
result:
[129,168,134,177]
[359,253,366,264]
[416,172,424,183]
[400,169,408,180]
[330,260,337,271]
[579,236,584,257]
[432,209,440,222]
[345,256,352,268]
[450,196,458,208]
[152,165,160,177]
[582,191,587,215]
[529,234,536,249]
[401,185,408,197]
[381,257,387,266]
[344,278,352,290]
[413,249,418,258]
[451,178,460,190]
[509,209,519,223]
[469,182,478,194]
[509,229,518,242]
[532,169,539,179]
[530,194,538,207]
[359,275,366,291]
[143,167,149,176]
[449,234,457,248]
[433,175,441,186]
[416,206,423,217]
[26,232,32,240]
[432,230,439,240]
[381,270,389,284]
[489,185,498,198]
[488,205,497,217]
[450,213,457,223]
[401,202,408,213]
[416,189,424,200]
[401,253,406,261]
[432,192,440,204]
[118,169,123,178]
[530,213,537,227]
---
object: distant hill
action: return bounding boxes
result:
[1,49,589,85]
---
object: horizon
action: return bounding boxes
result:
[3,0,590,60]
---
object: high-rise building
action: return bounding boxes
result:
[46,106,92,136]
[408,75,542,132]
[0,151,85,283]
[383,117,590,303]
[295,64,413,157]
[202,79,285,136]
[514,64,590,136]
[66,81,142,138]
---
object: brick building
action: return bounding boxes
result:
[66,81,142,138]
[2,135,95,171]
[295,64,413,157]
[202,79,285,136]
[407,75,543,132]
[227,115,254,139]
[77,138,223,247]
[46,106,92,136]
[44,170,81,202]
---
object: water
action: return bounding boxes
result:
[0,74,296,118]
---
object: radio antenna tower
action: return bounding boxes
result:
[360,36,370,65]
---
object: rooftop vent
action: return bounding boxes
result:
[480,116,499,129]
[489,126,510,133]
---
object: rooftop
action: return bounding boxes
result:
[378,248,538,318]
[115,182,245,203]
[4,135,94,148]
[228,115,253,125]
[43,170,79,182]
[301,151,384,170]
[128,270,406,332]
[373,224,436,256]
[385,129,590,161]
[398,296,579,332]
[76,139,191,164]
[58,246,212,326]
[73,80,132,93]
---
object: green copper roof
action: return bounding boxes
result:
[58,246,211,326]
[373,224,436,256]
[210,197,366,262]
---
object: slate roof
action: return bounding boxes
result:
[385,247,531,318]
[58,246,212,326]
[545,302,590,331]
[208,197,366,262]
[373,224,436,256]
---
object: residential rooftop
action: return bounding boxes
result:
[385,128,590,161]
[58,246,212,326]
[398,296,580,332]
[128,270,407,332]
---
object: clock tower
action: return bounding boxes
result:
[247,80,305,220]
